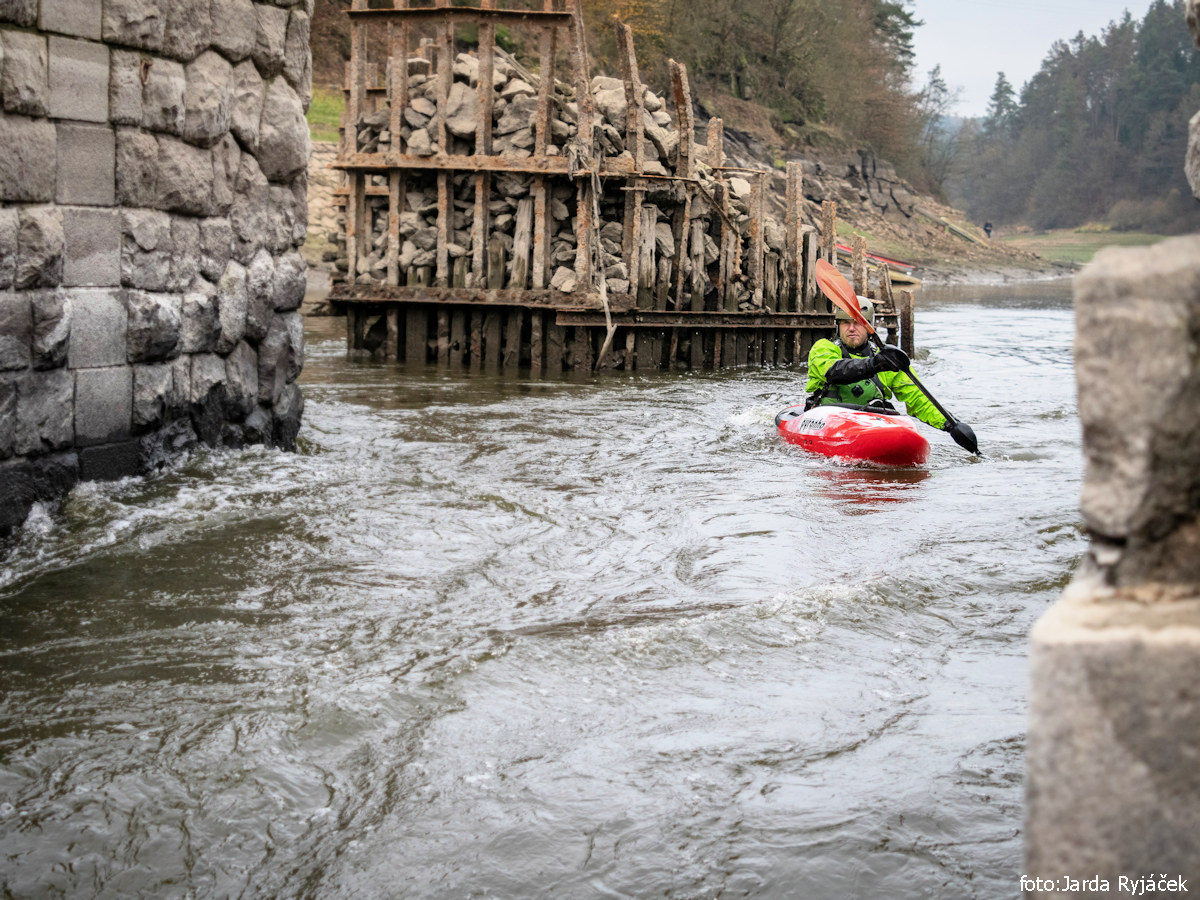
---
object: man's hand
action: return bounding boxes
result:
[872,345,910,373]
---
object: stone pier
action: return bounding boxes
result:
[1,0,312,535]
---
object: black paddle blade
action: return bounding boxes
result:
[948,421,980,456]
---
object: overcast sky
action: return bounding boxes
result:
[909,0,1148,118]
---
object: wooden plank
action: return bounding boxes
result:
[898,289,915,358]
[690,218,706,312]
[553,310,835,328]
[735,331,749,366]
[477,13,495,156]
[574,180,593,287]
[484,310,502,368]
[335,152,639,176]
[545,322,565,374]
[573,326,593,371]
[385,305,399,358]
[670,191,691,310]
[568,0,594,162]
[634,331,654,370]
[624,330,636,370]
[706,117,724,168]
[785,161,802,312]
[470,310,483,369]
[535,25,557,155]
[503,308,523,368]
[801,228,818,312]
[667,329,679,370]
[530,310,543,373]
[669,59,694,178]
[450,309,466,365]
[821,200,837,264]
[452,255,469,288]
[436,309,450,365]
[624,182,645,299]
[386,171,402,284]
[330,284,638,312]
[346,173,364,284]
[655,254,671,312]
[510,196,534,290]
[436,172,450,285]
[748,174,764,308]
[689,329,704,369]
[615,21,645,172]
[433,18,452,151]
[852,232,867,295]
[531,179,548,289]
[472,173,488,288]
[348,7,575,25]
[405,307,427,363]
[636,205,655,309]
[487,237,506,290]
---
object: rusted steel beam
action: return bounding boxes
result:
[346,7,574,25]
[554,311,841,328]
[331,285,638,312]
[333,153,639,176]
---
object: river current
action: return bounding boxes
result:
[0,279,1082,899]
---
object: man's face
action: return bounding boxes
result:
[838,319,869,350]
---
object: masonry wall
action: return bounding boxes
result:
[0,0,312,533]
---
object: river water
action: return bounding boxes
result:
[0,279,1082,899]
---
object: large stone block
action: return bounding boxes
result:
[229,152,270,262]
[230,59,263,151]
[1074,236,1200,586]
[244,247,274,341]
[120,208,171,291]
[283,9,310,106]
[125,290,180,363]
[67,287,126,369]
[133,359,182,429]
[101,0,163,52]
[55,121,115,206]
[39,0,102,40]
[0,291,31,371]
[1,29,47,116]
[156,135,213,214]
[215,258,247,353]
[75,365,133,446]
[15,366,73,453]
[109,49,142,125]
[182,50,232,148]
[224,339,257,418]
[257,310,301,403]
[209,0,256,63]
[114,127,158,207]
[47,35,108,123]
[0,206,16,288]
[30,288,69,369]
[0,373,14,457]
[273,249,306,312]
[0,1,36,27]
[62,207,121,287]
[211,130,241,213]
[16,206,63,290]
[180,288,220,353]
[162,0,210,62]
[142,56,184,134]
[0,112,55,203]
[198,217,232,281]
[251,3,288,78]
[1027,582,1200,882]
[169,216,200,292]
[257,76,309,182]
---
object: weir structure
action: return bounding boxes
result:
[327,0,914,371]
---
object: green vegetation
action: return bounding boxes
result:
[999,230,1168,265]
[307,87,344,143]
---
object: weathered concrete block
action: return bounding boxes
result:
[182,50,232,147]
[101,0,163,52]
[162,0,210,62]
[114,127,158,207]
[230,59,263,151]
[215,258,247,353]
[15,367,73,453]
[244,247,274,341]
[224,339,257,418]
[211,130,241,213]
[67,287,126,369]
[63,207,121,287]
[142,56,184,134]
[0,291,31,371]
[121,208,171,291]
[156,135,213,214]
[109,49,142,125]
[0,206,16,288]
[1074,236,1200,585]
[209,0,256,63]
[273,249,305,312]
[1027,582,1200,882]
[251,3,288,79]
[283,9,310,105]
[55,121,115,206]
[39,0,102,40]
[199,217,232,282]
[30,288,69,369]
[1,29,47,116]
[75,365,133,446]
[125,290,180,363]
[47,35,108,123]
[168,216,200,292]
[257,76,308,182]
[180,288,220,354]
[16,206,63,290]
[0,1,36,27]
[133,359,181,429]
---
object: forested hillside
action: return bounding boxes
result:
[310,0,1200,234]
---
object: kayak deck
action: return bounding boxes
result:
[776,404,930,467]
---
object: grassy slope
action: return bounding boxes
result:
[998,230,1167,265]
[307,88,344,143]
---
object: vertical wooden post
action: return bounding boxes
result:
[511,196,534,289]
[503,309,523,368]
[669,59,694,312]
[436,310,450,365]
[690,219,706,312]
[569,0,594,162]
[852,233,867,296]
[637,205,656,309]
[898,289,915,358]
[436,173,450,285]
[532,178,549,289]
[820,200,837,263]
[474,0,495,289]
[706,117,724,168]
[801,228,818,311]
[405,308,426,363]
[530,311,543,374]
[385,306,399,358]
[785,161,803,312]
[748,174,764,308]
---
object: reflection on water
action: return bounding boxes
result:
[0,280,1082,898]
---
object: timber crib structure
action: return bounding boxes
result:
[329,0,915,371]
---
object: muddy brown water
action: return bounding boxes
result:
[0,279,1081,898]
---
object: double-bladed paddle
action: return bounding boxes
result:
[813,259,980,456]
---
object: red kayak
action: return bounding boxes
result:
[776,403,930,467]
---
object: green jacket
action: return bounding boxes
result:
[805,338,947,429]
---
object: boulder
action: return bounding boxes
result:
[257,77,309,181]
[16,206,63,290]
[182,51,233,147]
[126,290,181,363]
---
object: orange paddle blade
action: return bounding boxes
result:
[814,259,876,335]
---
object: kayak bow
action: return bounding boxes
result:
[776,403,930,467]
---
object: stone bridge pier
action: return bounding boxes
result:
[1,0,311,535]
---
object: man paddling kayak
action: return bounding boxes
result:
[804,296,950,432]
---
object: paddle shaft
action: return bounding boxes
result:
[867,332,957,428]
